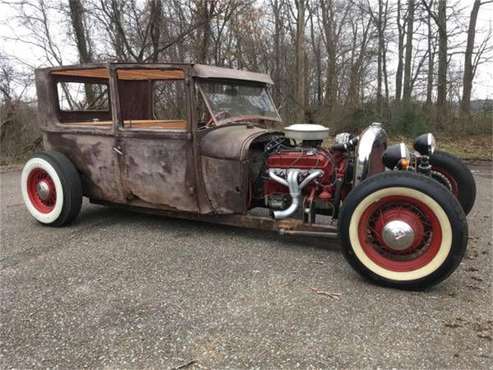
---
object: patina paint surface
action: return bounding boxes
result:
[199,125,279,214]
[44,132,125,202]
[121,133,199,212]
[35,63,278,218]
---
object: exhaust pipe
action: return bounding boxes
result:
[268,169,323,219]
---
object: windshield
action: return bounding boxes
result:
[198,80,281,125]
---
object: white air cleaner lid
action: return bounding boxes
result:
[284,124,330,142]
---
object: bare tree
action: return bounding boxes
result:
[436,0,447,119]
[395,0,406,102]
[148,0,163,63]
[402,0,415,102]
[460,0,488,115]
[368,0,389,114]
[293,0,307,121]
[68,0,93,64]
[345,13,372,110]
[1,0,491,140]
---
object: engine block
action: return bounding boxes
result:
[263,148,337,216]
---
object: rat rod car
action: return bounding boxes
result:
[22,63,476,289]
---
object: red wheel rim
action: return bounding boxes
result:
[27,168,57,213]
[357,195,442,272]
[432,167,459,196]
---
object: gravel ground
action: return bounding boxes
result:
[1,164,492,369]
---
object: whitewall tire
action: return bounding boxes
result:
[339,171,467,289]
[21,152,82,227]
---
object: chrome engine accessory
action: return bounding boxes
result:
[334,132,352,145]
[284,124,330,144]
[268,168,323,219]
[353,122,388,186]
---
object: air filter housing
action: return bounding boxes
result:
[284,124,330,144]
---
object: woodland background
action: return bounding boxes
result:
[1,0,492,161]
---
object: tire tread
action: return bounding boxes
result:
[339,171,468,290]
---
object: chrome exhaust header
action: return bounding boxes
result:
[268,169,323,219]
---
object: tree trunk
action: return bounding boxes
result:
[346,18,371,110]
[272,0,282,104]
[309,6,322,105]
[108,0,126,61]
[320,0,336,113]
[69,0,92,64]
[295,0,306,122]
[425,5,434,106]
[436,0,447,119]
[376,0,383,114]
[198,0,214,63]
[68,0,94,102]
[149,0,163,63]
[461,0,481,115]
[395,0,405,102]
[402,0,415,102]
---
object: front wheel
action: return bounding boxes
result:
[430,150,476,215]
[339,172,467,290]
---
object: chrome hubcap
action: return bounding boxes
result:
[36,180,51,201]
[382,220,415,251]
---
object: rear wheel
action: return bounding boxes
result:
[339,172,467,289]
[430,150,476,215]
[21,152,82,226]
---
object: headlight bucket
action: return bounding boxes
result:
[414,133,436,156]
[383,143,411,169]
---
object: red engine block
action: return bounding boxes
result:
[264,149,336,199]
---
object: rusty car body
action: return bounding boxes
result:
[23,62,476,289]
[35,64,284,219]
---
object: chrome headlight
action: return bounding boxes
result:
[414,133,436,156]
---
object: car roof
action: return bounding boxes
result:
[37,62,273,85]
[192,64,273,84]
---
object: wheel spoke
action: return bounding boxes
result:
[358,194,442,271]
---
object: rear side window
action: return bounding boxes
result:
[152,80,186,120]
[57,82,109,112]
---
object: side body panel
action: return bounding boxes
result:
[112,65,200,212]
[35,68,126,202]
[44,132,125,202]
[119,131,198,212]
[199,125,279,214]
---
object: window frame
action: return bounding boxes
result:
[56,80,111,113]
[113,67,191,133]
[53,74,113,129]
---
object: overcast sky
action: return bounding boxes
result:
[0,0,492,100]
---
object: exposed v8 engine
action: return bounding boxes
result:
[264,147,337,219]
[254,127,355,222]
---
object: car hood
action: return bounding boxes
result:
[200,124,282,161]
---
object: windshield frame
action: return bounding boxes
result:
[196,78,282,126]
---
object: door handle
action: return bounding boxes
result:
[113,146,123,155]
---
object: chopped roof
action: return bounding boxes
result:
[41,63,273,84]
[192,64,273,84]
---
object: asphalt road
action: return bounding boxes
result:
[1,164,492,369]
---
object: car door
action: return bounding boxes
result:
[112,67,200,212]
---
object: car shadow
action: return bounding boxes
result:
[75,202,341,254]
